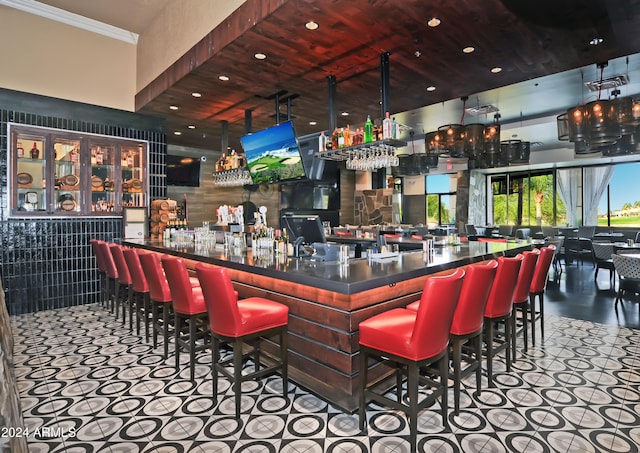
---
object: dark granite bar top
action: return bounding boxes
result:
[123,239,531,295]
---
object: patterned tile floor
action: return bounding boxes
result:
[9,302,640,453]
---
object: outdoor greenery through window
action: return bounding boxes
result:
[598,162,640,227]
[490,170,566,226]
[426,174,456,226]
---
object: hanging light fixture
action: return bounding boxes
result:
[483,114,501,168]
[424,130,445,168]
[436,96,469,158]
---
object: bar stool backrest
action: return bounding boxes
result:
[109,244,132,285]
[161,255,197,314]
[96,241,118,279]
[513,249,540,303]
[530,245,556,294]
[123,248,149,293]
[412,268,465,358]
[195,265,244,336]
[90,239,107,273]
[484,255,524,319]
[138,251,172,303]
[449,260,498,336]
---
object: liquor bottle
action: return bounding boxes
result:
[382,112,392,140]
[391,116,398,139]
[30,142,39,159]
[318,130,327,153]
[17,142,24,158]
[96,148,104,165]
[364,115,373,143]
[344,125,352,147]
[331,128,339,150]
[337,128,345,148]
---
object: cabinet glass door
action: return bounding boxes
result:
[15,135,47,213]
[90,144,117,213]
[54,138,82,213]
[121,144,146,208]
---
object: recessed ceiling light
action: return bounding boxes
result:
[462,46,475,54]
[305,21,319,30]
[590,37,603,46]
[491,67,502,73]
[188,125,196,129]
[169,105,178,110]
[174,131,182,135]
[341,112,349,116]
[218,75,230,81]
[309,121,317,126]
[191,92,202,97]
[426,85,436,92]
[427,17,441,27]
[254,53,267,60]
[414,50,422,57]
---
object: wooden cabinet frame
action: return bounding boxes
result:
[8,123,148,216]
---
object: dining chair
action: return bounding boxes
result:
[612,253,640,310]
[196,263,289,418]
[358,268,465,451]
[592,242,616,282]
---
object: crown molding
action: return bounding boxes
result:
[0,0,139,44]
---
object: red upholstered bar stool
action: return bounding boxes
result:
[109,244,135,329]
[139,251,174,359]
[359,268,464,451]
[162,255,209,382]
[95,240,118,313]
[195,263,289,418]
[483,254,523,387]
[529,244,556,347]
[511,249,540,360]
[123,248,151,342]
[90,239,109,307]
[408,260,498,415]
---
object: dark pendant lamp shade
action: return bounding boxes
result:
[574,140,602,157]
[500,139,520,165]
[612,96,636,135]
[425,131,444,168]
[584,99,621,146]
[567,105,587,142]
[483,122,501,167]
[438,124,465,157]
[463,123,485,157]
[602,134,634,156]
[557,113,569,141]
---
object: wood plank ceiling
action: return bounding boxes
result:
[135,0,640,152]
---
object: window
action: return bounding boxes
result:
[598,162,640,227]
[489,170,564,226]
[426,174,456,226]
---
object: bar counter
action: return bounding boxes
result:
[123,238,530,412]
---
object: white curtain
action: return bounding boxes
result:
[583,165,614,226]
[557,168,580,226]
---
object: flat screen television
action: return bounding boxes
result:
[281,214,326,245]
[166,155,201,187]
[241,121,307,184]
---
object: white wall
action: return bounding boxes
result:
[0,6,136,111]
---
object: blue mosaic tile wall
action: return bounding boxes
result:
[0,88,167,315]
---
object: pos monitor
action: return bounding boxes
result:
[281,214,326,245]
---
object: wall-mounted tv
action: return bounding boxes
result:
[166,155,201,187]
[241,121,307,184]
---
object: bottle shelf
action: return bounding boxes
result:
[315,138,406,161]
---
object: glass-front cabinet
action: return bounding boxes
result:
[9,124,148,216]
